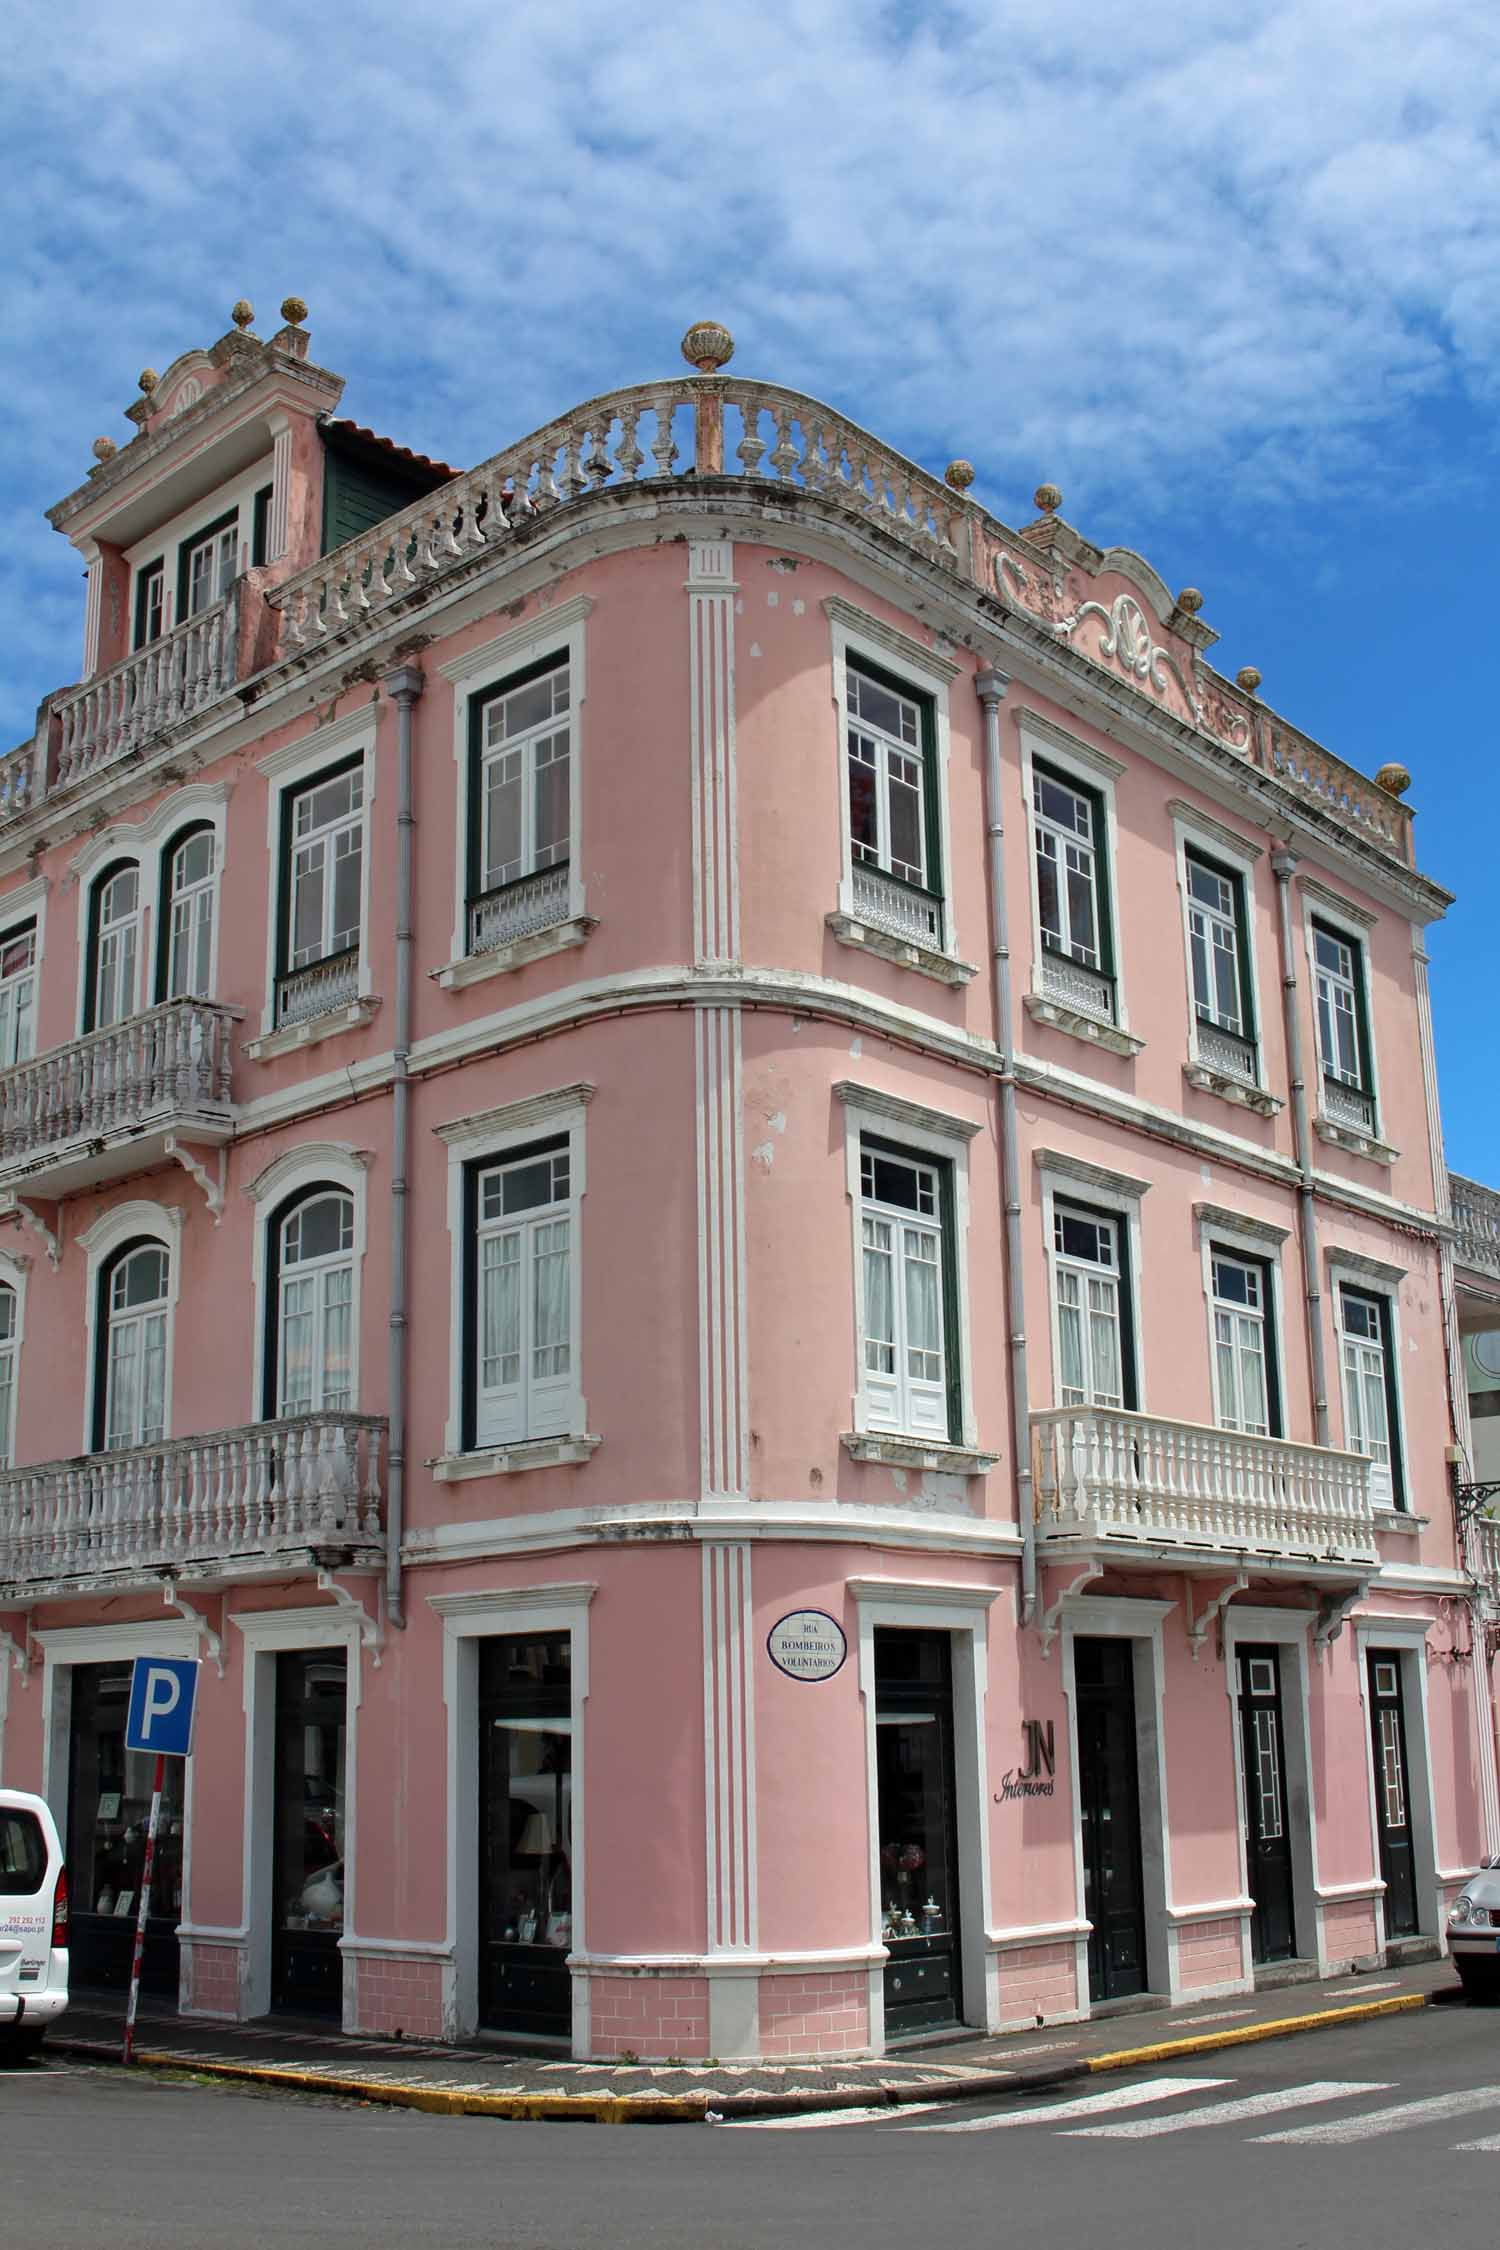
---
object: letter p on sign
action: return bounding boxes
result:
[125,1655,201,1758]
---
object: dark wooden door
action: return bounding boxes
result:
[875,1629,963,2037]
[1074,1637,1148,2002]
[1368,1653,1419,1938]
[1238,1645,1297,1964]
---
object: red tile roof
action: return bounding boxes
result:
[323,418,461,483]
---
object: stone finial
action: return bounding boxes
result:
[1236,665,1262,696]
[91,436,118,463]
[231,299,254,331]
[1175,587,1203,615]
[280,296,309,327]
[138,368,158,394]
[1034,482,1062,516]
[944,460,975,493]
[680,319,734,373]
[1375,761,1412,798]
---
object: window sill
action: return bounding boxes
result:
[825,912,977,988]
[1373,1508,1427,1537]
[432,915,598,992]
[429,1434,601,1482]
[243,995,382,1062]
[1183,1061,1284,1118]
[1022,990,1144,1059]
[1313,1112,1398,1166]
[841,1431,1000,1475]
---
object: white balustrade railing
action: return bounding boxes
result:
[276,948,361,1028]
[850,863,943,948]
[1322,1077,1375,1134]
[1197,1024,1258,1084]
[48,601,232,794]
[1469,1515,1500,1610]
[1258,722,1412,864]
[1031,1405,1377,1563]
[0,1414,386,1592]
[269,379,963,650]
[1039,952,1116,1025]
[469,863,572,955]
[0,742,36,820]
[0,998,235,1167]
[1451,1173,1500,1279]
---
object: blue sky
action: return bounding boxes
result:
[4,0,1497,1172]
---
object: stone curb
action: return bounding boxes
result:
[49,1987,1447,2125]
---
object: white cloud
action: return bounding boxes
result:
[4,0,1499,734]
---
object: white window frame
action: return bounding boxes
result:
[247,1142,372,1424]
[162,825,219,1003]
[1017,712,1136,1051]
[1037,1150,1149,1415]
[437,1085,592,1465]
[78,1200,183,1458]
[1207,1248,1274,1438]
[286,765,365,974]
[1170,805,1269,1099]
[0,875,47,1069]
[0,915,39,1070]
[1300,882,1383,1142]
[1194,1206,1290,1442]
[101,1240,173,1451]
[0,1248,28,1470]
[70,788,230,1033]
[254,715,378,1043]
[825,599,963,968]
[858,1142,950,1441]
[429,1582,593,2051]
[274,1188,358,1417]
[183,517,239,620]
[835,1084,981,1450]
[437,598,591,987]
[1328,1251,1409,1513]
[87,860,144,1033]
[123,453,273,645]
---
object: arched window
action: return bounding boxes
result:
[270,1189,355,1417]
[160,825,216,1001]
[87,862,143,1032]
[98,1241,170,1451]
[0,1281,18,1467]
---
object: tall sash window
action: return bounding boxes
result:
[101,1244,170,1450]
[276,1191,355,1415]
[1211,1252,1274,1436]
[473,1141,575,1448]
[0,1282,17,1467]
[90,866,142,1032]
[163,829,216,1000]
[0,923,36,1066]
[858,1142,951,1440]
[1052,1203,1130,1410]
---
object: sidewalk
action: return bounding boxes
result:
[50,1958,1461,2123]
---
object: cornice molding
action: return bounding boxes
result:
[1015,705,1127,781]
[1168,797,1265,863]
[822,595,961,685]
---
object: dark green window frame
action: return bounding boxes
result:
[1032,758,1115,982]
[133,560,165,651]
[845,653,944,915]
[1341,1285,1406,1511]
[1053,1196,1138,1411]
[465,648,571,915]
[1184,845,1257,1046]
[81,857,139,1035]
[1208,1243,1283,1439]
[1311,916,1375,1101]
[251,484,274,568]
[458,1135,569,1453]
[274,753,364,988]
[861,1131,963,1443]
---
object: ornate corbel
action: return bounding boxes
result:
[1315,1581,1370,1650]
[1186,1571,1249,1661]
[162,1581,225,1676]
[1038,1561,1103,1657]
[163,1136,227,1221]
[0,1613,33,1680]
[0,1196,61,1268]
[316,1570,385,1665]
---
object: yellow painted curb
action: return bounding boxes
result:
[1084,1992,1428,2075]
[128,2050,699,2123]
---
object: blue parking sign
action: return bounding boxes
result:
[125,1656,200,1757]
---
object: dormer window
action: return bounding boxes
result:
[179,511,238,621]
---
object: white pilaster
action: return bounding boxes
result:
[268,417,295,563]
[81,543,103,677]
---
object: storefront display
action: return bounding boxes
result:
[67,1661,184,1995]
[874,1628,961,2036]
[479,1632,573,2037]
[272,1648,348,2015]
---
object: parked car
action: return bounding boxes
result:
[0,1788,69,2060]
[1447,1854,1500,2001]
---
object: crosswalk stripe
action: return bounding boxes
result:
[1256,2086,1500,2145]
[1453,2134,1500,2152]
[1063,2081,1392,2138]
[716,2102,949,2130]
[923,2076,1231,2134]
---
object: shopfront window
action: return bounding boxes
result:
[67,1661,184,1994]
[478,1632,573,2037]
[874,1628,961,2036]
[272,1649,348,2017]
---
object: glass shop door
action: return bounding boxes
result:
[272,1648,348,2016]
[67,1662,184,1999]
[875,1628,963,2038]
[478,1632,574,2039]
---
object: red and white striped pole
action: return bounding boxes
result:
[123,1752,165,2067]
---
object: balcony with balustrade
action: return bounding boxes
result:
[1030,1404,1378,1584]
[0,1413,387,1603]
[1452,1174,1500,1284]
[0,998,237,1211]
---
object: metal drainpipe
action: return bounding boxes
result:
[1271,845,1331,1446]
[977,667,1037,1625]
[382,661,425,1630]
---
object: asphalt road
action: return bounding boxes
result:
[4,2003,1498,2250]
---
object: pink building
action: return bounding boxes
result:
[0,303,1496,2058]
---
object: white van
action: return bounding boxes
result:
[0,1788,69,2060]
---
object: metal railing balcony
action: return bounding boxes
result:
[0,997,236,1200]
[1031,1404,1378,1568]
[0,1413,386,1599]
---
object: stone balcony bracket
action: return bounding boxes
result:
[315,1568,385,1664]
[841,1432,1001,1477]
[1183,1062,1284,1118]
[825,911,978,988]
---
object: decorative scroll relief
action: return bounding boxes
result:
[165,376,203,418]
